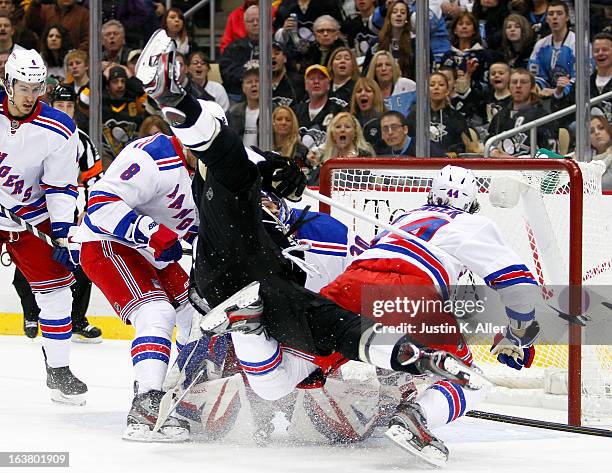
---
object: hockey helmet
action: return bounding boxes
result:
[48,84,76,105]
[428,165,480,213]
[4,49,47,99]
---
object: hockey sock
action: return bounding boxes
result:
[129,300,176,394]
[415,379,489,429]
[232,332,318,401]
[35,287,73,368]
[174,302,195,352]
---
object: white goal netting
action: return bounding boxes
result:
[319,158,612,425]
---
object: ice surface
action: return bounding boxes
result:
[1,336,610,473]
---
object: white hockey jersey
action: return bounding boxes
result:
[356,204,539,321]
[0,92,79,231]
[77,133,198,266]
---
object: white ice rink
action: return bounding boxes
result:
[1,335,610,473]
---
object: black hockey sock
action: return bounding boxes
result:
[173,94,202,129]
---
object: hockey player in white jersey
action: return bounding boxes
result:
[322,164,541,464]
[75,131,200,442]
[0,49,87,404]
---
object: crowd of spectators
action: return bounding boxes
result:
[3,0,612,189]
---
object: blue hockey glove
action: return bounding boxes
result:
[51,223,80,272]
[490,321,540,370]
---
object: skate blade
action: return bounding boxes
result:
[200,281,260,334]
[50,390,86,406]
[385,424,448,468]
[71,334,103,344]
[123,424,189,443]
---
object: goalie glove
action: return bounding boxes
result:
[254,147,306,202]
[490,320,540,370]
[51,223,80,272]
[131,215,182,262]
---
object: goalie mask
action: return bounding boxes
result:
[428,165,480,213]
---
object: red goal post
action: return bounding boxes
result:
[318,157,587,425]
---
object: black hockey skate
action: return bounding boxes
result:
[385,402,449,467]
[72,323,102,344]
[200,281,264,336]
[43,349,87,406]
[123,387,190,442]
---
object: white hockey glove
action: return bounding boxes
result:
[490,320,540,370]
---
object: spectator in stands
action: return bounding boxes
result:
[0,14,21,54]
[219,4,260,103]
[0,0,37,49]
[341,0,378,61]
[321,111,374,162]
[221,0,259,53]
[101,64,146,163]
[407,72,470,156]
[100,0,151,49]
[272,41,305,108]
[528,0,575,99]
[40,24,71,81]
[101,19,132,68]
[472,0,509,52]
[555,32,612,123]
[378,110,444,157]
[364,0,414,79]
[138,114,171,138]
[370,0,451,64]
[483,61,513,127]
[440,11,494,91]
[186,51,230,112]
[26,0,88,51]
[588,114,612,190]
[512,0,551,42]
[228,64,260,147]
[301,15,346,73]
[488,68,556,157]
[272,105,309,167]
[438,65,482,131]
[63,48,90,131]
[161,7,190,55]
[273,0,343,55]
[327,46,359,108]
[502,13,536,69]
[292,64,346,150]
[126,48,141,77]
[350,76,386,152]
[366,50,415,100]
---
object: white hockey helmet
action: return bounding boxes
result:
[4,49,47,99]
[428,165,480,213]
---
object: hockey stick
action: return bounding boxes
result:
[0,202,58,247]
[302,188,418,243]
[466,410,612,437]
[152,335,208,435]
[152,367,207,435]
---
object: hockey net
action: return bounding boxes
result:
[318,157,612,427]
